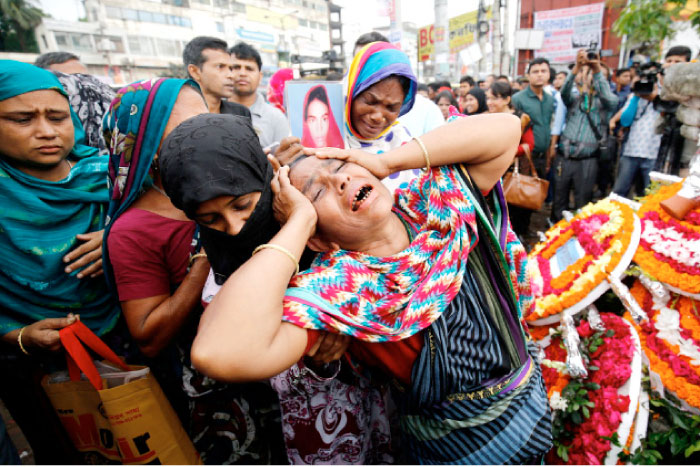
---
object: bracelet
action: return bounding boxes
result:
[17,327,30,355]
[413,136,430,170]
[189,252,208,267]
[252,243,300,276]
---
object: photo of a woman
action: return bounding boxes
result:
[301,84,344,149]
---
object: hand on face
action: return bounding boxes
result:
[309,146,391,180]
[268,155,317,232]
[274,136,305,166]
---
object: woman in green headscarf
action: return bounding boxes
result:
[0,60,120,463]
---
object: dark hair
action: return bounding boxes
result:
[496,74,510,82]
[489,81,513,100]
[392,75,411,99]
[460,75,475,86]
[434,90,458,108]
[665,45,691,62]
[354,31,389,50]
[556,71,568,78]
[466,87,488,114]
[229,42,262,70]
[34,51,80,69]
[428,82,441,92]
[615,67,631,76]
[517,76,529,84]
[527,57,550,73]
[183,36,228,76]
[417,83,429,93]
[304,86,329,120]
[477,80,485,86]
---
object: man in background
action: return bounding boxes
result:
[353,31,389,57]
[229,42,290,150]
[459,75,475,98]
[34,52,87,74]
[183,36,250,118]
[552,71,567,91]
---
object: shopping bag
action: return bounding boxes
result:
[41,320,201,464]
[502,151,549,211]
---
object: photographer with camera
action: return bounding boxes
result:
[656,45,693,175]
[611,61,664,197]
[550,49,618,222]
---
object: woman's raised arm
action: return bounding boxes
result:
[314,113,521,192]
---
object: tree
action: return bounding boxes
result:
[612,0,697,58]
[0,0,44,52]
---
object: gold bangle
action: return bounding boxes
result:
[252,243,300,276]
[413,136,430,170]
[17,327,30,355]
[189,252,208,267]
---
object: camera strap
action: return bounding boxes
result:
[584,108,603,143]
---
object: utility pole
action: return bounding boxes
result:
[477,0,488,77]
[502,0,511,77]
[492,0,501,75]
[434,0,449,82]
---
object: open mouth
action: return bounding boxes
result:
[352,185,373,211]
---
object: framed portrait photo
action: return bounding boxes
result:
[285,81,345,149]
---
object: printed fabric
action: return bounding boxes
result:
[270,360,394,464]
[53,71,116,155]
[0,60,119,336]
[283,163,533,342]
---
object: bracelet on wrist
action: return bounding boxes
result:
[17,327,30,355]
[252,243,300,276]
[189,252,208,267]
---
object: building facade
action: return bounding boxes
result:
[33,0,332,84]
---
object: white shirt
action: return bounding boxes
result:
[399,94,445,137]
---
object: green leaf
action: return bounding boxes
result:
[605,329,615,337]
[685,440,700,458]
[582,406,590,418]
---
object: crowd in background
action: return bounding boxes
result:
[0,25,696,465]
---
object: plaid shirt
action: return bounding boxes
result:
[559,72,618,158]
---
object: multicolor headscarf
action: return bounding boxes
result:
[102,78,200,289]
[302,84,344,149]
[267,67,293,114]
[283,115,532,343]
[344,42,417,141]
[0,60,119,335]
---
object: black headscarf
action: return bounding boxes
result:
[467,87,488,115]
[160,114,279,284]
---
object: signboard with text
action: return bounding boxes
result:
[417,7,491,62]
[533,3,605,64]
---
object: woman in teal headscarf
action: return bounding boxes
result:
[0,59,121,463]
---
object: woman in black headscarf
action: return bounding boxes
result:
[160,114,395,464]
[462,87,488,115]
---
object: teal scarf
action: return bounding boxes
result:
[0,60,119,336]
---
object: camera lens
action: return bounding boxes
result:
[587,51,598,60]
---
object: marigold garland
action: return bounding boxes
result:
[626,281,700,410]
[634,182,700,294]
[527,200,635,321]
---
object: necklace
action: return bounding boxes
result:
[151,184,169,198]
[65,159,72,169]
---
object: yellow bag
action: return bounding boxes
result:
[41,321,201,464]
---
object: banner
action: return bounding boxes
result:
[417,7,491,62]
[533,3,605,64]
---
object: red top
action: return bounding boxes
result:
[516,125,535,158]
[107,208,196,301]
[306,329,423,384]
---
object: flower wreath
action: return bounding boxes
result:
[634,182,700,296]
[527,199,636,322]
[534,313,639,465]
[626,279,700,412]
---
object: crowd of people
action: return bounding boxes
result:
[0,27,695,465]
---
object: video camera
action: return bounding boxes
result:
[631,61,663,96]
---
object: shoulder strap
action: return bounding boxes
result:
[585,109,603,142]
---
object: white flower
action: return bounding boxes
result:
[550,391,568,411]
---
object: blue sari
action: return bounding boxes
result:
[0,60,119,336]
